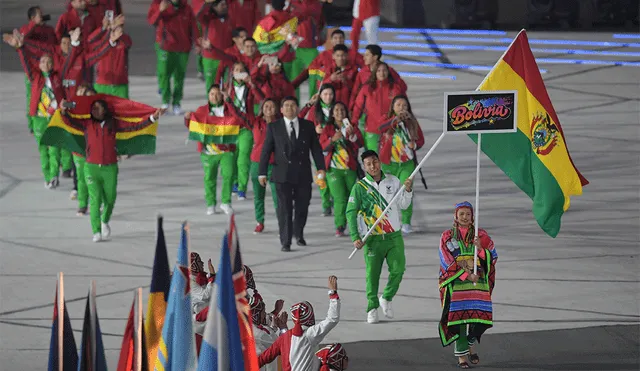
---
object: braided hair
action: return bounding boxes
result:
[451,201,475,245]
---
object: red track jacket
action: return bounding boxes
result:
[318,123,364,171]
[19,21,58,46]
[288,0,325,49]
[253,69,295,107]
[319,65,358,106]
[351,80,405,133]
[55,7,99,43]
[228,0,261,32]
[17,47,65,116]
[377,116,426,164]
[251,116,277,163]
[85,29,132,85]
[148,0,199,53]
[350,66,407,110]
[197,4,234,60]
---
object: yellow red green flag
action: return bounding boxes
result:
[471,29,589,237]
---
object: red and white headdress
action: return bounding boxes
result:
[316,343,348,371]
[290,301,315,336]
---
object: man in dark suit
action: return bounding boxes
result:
[259,96,326,251]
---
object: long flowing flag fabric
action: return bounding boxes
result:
[188,111,241,145]
[118,295,149,371]
[471,29,588,237]
[48,280,78,371]
[197,224,245,371]
[145,216,171,371]
[41,94,158,156]
[227,214,260,371]
[77,284,108,371]
[253,15,298,54]
[155,223,197,371]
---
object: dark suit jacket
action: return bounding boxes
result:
[259,117,326,184]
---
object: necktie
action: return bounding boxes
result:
[290,121,296,143]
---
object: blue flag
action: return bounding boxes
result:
[197,231,245,370]
[48,279,78,371]
[154,222,197,371]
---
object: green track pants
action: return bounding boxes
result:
[156,45,189,106]
[73,155,88,209]
[326,168,358,229]
[250,161,278,224]
[25,76,34,132]
[202,58,222,93]
[94,83,129,99]
[363,231,406,312]
[232,128,253,192]
[60,149,73,172]
[292,47,319,100]
[85,163,118,234]
[32,116,59,183]
[364,132,380,151]
[201,151,234,206]
[381,160,415,225]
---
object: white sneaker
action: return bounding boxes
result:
[161,103,169,110]
[220,203,233,215]
[92,233,102,243]
[172,105,183,116]
[206,206,216,215]
[367,309,379,324]
[401,224,412,234]
[70,190,78,200]
[101,222,111,239]
[51,176,59,188]
[379,296,394,319]
[45,181,52,189]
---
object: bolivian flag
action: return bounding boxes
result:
[253,14,298,54]
[188,110,241,145]
[144,216,171,371]
[41,94,158,156]
[471,29,588,237]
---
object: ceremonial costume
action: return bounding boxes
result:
[17,45,65,186]
[378,115,425,228]
[439,202,497,359]
[258,295,341,371]
[186,102,239,210]
[190,252,215,335]
[250,294,285,371]
[315,343,348,371]
[345,172,412,314]
[318,120,363,233]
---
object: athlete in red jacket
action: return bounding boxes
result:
[20,7,58,134]
[350,44,406,111]
[214,37,263,89]
[228,0,261,32]
[318,45,358,107]
[252,56,295,107]
[56,0,100,44]
[351,0,380,46]
[85,25,132,98]
[148,0,199,114]
[5,32,65,188]
[351,62,405,151]
[197,0,234,92]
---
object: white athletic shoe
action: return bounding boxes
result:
[206,206,216,215]
[101,222,111,239]
[70,190,78,200]
[93,233,102,243]
[379,296,394,319]
[401,224,412,234]
[172,105,183,116]
[220,203,233,215]
[45,181,52,189]
[161,103,169,110]
[367,309,379,324]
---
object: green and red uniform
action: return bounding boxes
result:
[319,122,364,230]
[148,0,199,106]
[378,116,425,225]
[299,101,333,211]
[185,102,237,207]
[17,45,65,184]
[250,116,278,225]
[85,27,133,98]
[197,3,234,93]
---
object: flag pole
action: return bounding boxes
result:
[135,287,143,371]
[90,280,97,368]
[473,134,481,286]
[58,272,64,371]
[349,132,446,260]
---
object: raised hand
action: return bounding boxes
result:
[113,14,125,27]
[70,28,81,43]
[328,275,338,291]
[159,0,169,12]
[110,27,123,43]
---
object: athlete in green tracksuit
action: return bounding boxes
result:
[346,150,413,324]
